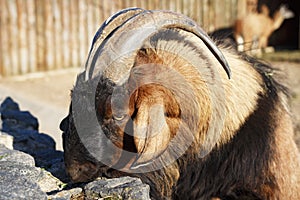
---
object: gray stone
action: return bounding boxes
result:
[38,170,64,193]
[0,97,56,156]
[1,110,39,131]
[0,172,47,200]
[0,145,70,200]
[0,97,67,179]
[0,97,152,200]
[0,144,35,166]
[0,161,43,181]
[85,176,151,200]
[12,130,56,156]
[48,187,83,200]
[0,98,69,199]
[0,132,13,149]
[0,161,47,200]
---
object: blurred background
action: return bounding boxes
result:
[0,0,299,150]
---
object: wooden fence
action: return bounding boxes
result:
[0,0,244,77]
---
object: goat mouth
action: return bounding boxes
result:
[69,166,110,183]
[100,167,129,179]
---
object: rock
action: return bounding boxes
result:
[85,176,151,200]
[0,161,43,184]
[0,144,35,166]
[0,97,152,199]
[38,170,64,193]
[34,149,64,167]
[0,97,55,155]
[0,144,71,199]
[11,130,56,154]
[0,97,69,199]
[0,160,47,200]
[0,171,47,200]
[33,149,69,182]
[48,187,84,200]
[0,97,68,181]
[0,132,13,149]
[0,97,19,111]
[0,97,38,132]
[1,110,39,131]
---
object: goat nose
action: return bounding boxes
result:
[60,116,69,131]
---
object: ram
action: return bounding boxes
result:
[60,8,300,199]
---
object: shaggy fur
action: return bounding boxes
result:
[61,9,300,200]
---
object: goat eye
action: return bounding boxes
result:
[113,114,126,121]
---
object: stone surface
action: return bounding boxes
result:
[0,144,66,199]
[0,97,68,181]
[0,172,47,200]
[48,187,84,200]
[0,132,13,149]
[0,97,68,199]
[0,144,35,166]
[0,160,47,200]
[85,176,151,200]
[0,97,151,199]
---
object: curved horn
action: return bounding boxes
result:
[87,9,231,82]
[85,7,145,80]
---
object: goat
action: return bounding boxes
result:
[60,8,300,199]
[235,4,294,54]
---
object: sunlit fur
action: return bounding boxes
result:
[61,13,300,200]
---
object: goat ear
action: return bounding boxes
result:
[131,104,171,169]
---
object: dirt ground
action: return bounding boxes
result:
[0,68,79,150]
[0,60,299,151]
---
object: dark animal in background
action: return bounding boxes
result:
[60,8,300,199]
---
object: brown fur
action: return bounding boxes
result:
[61,12,300,200]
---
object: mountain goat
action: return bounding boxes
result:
[60,8,300,199]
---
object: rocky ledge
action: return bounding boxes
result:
[0,97,150,200]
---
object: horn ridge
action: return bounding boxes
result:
[85,7,145,80]
[150,10,231,79]
[91,7,145,50]
[87,9,231,81]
